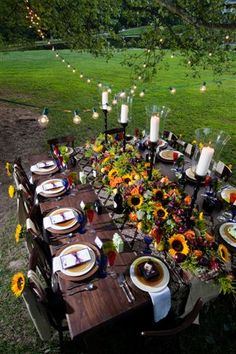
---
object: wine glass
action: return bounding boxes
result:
[171,151,179,172]
[86,207,96,234]
[217,192,236,222]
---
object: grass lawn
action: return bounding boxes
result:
[0,49,236,353]
[0,48,235,184]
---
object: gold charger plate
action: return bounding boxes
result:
[130,256,170,293]
[38,178,66,198]
[32,160,58,175]
[46,207,82,234]
[219,222,236,248]
[56,241,100,281]
[159,149,183,162]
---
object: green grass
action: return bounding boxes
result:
[0,49,235,182]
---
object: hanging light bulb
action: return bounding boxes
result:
[92,108,99,119]
[106,104,112,112]
[200,82,207,92]
[130,89,135,94]
[112,96,118,105]
[133,85,137,90]
[98,82,102,88]
[80,73,84,78]
[139,90,145,97]
[107,87,112,93]
[119,90,126,98]
[87,78,91,83]
[169,87,176,94]
[73,110,81,124]
[38,107,49,128]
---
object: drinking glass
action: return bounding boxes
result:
[143,235,153,254]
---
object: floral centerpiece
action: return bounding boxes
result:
[84,134,235,294]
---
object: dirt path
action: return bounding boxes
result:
[0,103,44,228]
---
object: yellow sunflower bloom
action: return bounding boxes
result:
[93,144,103,153]
[108,168,119,180]
[15,224,23,243]
[8,185,15,198]
[154,206,168,220]
[199,212,204,221]
[218,244,231,263]
[122,174,133,185]
[5,162,12,177]
[11,272,26,297]
[127,193,144,209]
[168,234,189,257]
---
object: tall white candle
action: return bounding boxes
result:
[102,91,108,108]
[120,104,128,123]
[196,146,214,176]
[150,114,160,142]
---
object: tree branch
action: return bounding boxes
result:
[155,0,236,30]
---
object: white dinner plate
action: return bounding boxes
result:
[219,222,236,248]
[31,160,58,175]
[39,178,65,195]
[159,149,183,162]
[221,188,236,203]
[130,256,170,293]
[59,244,96,277]
[48,207,78,231]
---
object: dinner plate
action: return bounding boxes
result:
[159,149,183,162]
[58,243,96,277]
[31,160,58,175]
[185,167,197,182]
[221,188,236,203]
[38,178,66,196]
[130,256,170,293]
[47,207,79,231]
[219,222,236,248]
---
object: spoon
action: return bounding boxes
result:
[68,282,95,296]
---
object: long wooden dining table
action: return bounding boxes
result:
[28,146,226,341]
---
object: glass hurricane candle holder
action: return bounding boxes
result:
[117,93,133,152]
[145,105,171,139]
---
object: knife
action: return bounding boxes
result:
[117,275,132,303]
[119,273,135,302]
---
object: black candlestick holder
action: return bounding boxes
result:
[148,141,157,180]
[186,174,205,227]
[120,122,128,152]
[102,109,108,144]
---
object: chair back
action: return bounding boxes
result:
[141,297,203,337]
[214,161,232,181]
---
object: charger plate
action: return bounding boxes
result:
[46,207,83,234]
[130,256,170,293]
[56,241,99,281]
[38,178,66,197]
[219,222,236,248]
[31,160,58,175]
[159,150,183,163]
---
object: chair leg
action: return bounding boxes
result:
[58,328,64,354]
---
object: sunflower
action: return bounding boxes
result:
[5,162,12,177]
[15,224,23,243]
[11,272,26,297]
[127,193,144,209]
[154,206,168,220]
[108,168,119,180]
[218,244,231,263]
[93,144,103,153]
[168,234,189,257]
[8,185,15,198]
[122,174,133,185]
[152,189,164,201]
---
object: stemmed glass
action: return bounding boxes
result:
[86,207,96,234]
[143,235,153,254]
[217,192,236,222]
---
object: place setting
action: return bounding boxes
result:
[52,241,100,281]
[43,207,86,235]
[129,256,171,322]
[36,178,69,198]
[30,160,59,176]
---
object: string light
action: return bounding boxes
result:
[106,105,112,112]
[80,73,84,78]
[200,81,207,92]
[169,87,176,94]
[112,96,118,105]
[38,107,49,128]
[139,90,145,97]
[92,108,99,119]
[73,110,82,124]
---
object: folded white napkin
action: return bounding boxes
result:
[149,286,171,322]
[30,161,55,173]
[36,181,63,195]
[43,210,75,229]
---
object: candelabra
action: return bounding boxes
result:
[148,142,157,180]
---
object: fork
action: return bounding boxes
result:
[117,274,135,303]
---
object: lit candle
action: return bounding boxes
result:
[150,114,160,142]
[196,146,214,176]
[102,91,108,109]
[120,104,128,123]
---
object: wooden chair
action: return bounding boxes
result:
[47,135,75,151]
[162,130,178,147]
[214,161,232,181]
[141,297,203,337]
[184,143,196,158]
[25,247,67,351]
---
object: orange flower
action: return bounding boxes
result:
[130,187,140,195]
[193,250,203,259]
[129,212,138,222]
[184,195,191,205]
[110,177,123,188]
[184,229,195,242]
[160,176,169,184]
[205,232,215,243]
